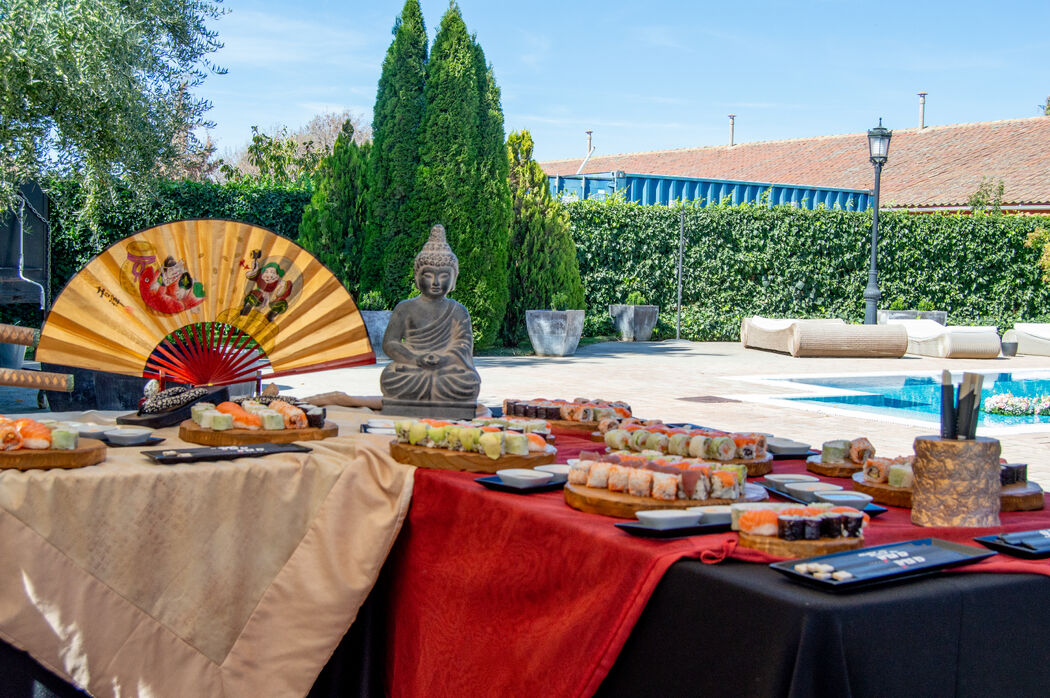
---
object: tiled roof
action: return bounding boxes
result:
[539,117,1050,207]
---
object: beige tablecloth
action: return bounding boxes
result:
[0,408,413,697]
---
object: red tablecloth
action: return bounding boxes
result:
[384,430,1050,697]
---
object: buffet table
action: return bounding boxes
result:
[3,422,1050,697]
[0,409,413,697]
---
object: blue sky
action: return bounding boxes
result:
[199,0,1050,162]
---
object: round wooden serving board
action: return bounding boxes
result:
[737,531,864,558]
[806,455,863,479]
[179,420,337,445]
[389,441,555,473]
[0,438,106,470]
[564,482,767,519]
[850,472,1044,512]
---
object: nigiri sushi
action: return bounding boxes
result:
[15,418,51,450]
[215,401,262,430]
[738,509,780,536]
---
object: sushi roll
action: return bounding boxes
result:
[802,516,823,540]
[888,463,914,488]
[821,439,851,464]
[709,470,740,499]
[607,464,632,492]
[667,433,691,457]
[863,457,893,484]
[738,509,779,536]
[211,412,234,431]
[586,462,612,489]
[526,433,548,453]
[51,426,79,450]
[602,429,628,451]
[458,426,481,452]
[687,435,710,458]
[628,429,652,452]
[628,468,654,498]
[820,512,844,538]
[841,511,865,537]
[650,472,680,501]
[240,400,267,413]
[191,402,215,425]
[645,432,669,453]
[680,467,711,500]
[302,405,326,429]
[199,409,223,429]
[259,410,285,431]
[778,515,805,541]
[568,460,591,485]
[707,436,737,461]
[504,432,529,456]
[732,434,760,461]
[1000,463,1027,486]
[849,437,875,464]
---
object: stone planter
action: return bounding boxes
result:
[609,304,659,342]
[877,309,947,325]
[361,310,394,359]
[525,310,585,357]
[0,342,26,370]
[1000,340,1018,358]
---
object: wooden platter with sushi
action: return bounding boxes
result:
[563,482,767,519]
[0,438,107,471]
[806,456,863,479]
[178,420,338,446]
[850,472,1045,512]
[548,419,603,434]
[389,441,555,474]
[737,531,863,557]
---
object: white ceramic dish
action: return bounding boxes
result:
[766,437,813,455]
[103,427,153,445]
[635,509,703,530]
[367,419,394,428]
[497,468,554,488]
[816,491,874,509]
[687,505,732,525]
[75,423,109,440]
[762,473,820,490]
[534,464,570,484]
[784,481,844,502]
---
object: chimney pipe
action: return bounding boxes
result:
[575,130,596,175]
[918,92,927,129]
[728,114,736,146]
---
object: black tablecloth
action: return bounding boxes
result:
[4,560,1049,698]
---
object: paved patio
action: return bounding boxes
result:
[3,340,1048,488]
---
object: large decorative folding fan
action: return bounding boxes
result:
[35,219,375,386]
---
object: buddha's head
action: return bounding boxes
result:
[413,225,458,299]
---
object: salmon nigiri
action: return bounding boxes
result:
[737,509,780,536]
[14,418,51,449]
[216,401,262,430]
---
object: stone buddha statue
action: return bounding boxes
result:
[379,225,481,418]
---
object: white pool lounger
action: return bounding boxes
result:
[887,319,1001,359]
[1002,323,1050,356]
[740,316,908,358]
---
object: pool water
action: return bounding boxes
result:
[778,372,1050,427]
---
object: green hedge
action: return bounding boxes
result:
[566,198,1050,341]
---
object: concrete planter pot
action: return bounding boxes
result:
[361,310,393,359]
[609,304,659,341]
[526,310,585,357]
[0,343,26,370]
[877,309,948,325]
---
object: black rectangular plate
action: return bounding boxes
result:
[771,449,819,461]
[757,481,888,517]
[141,442,312,464]
[614,521,732,538]
[100,435,165,448]
[475,475,564,494]
[974,532,1050,559]
[116,386,230,428]
[359,424,397,435]
[771,538,995,593]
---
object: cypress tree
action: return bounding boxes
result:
[361,0,427,304]
[503,129,585,344]
[298,120,370,292]
[413,3,511,348]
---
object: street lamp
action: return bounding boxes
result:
[864,119,892,324]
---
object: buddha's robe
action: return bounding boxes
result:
[380,298,481,403]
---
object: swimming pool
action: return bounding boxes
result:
[768,371,1050,428]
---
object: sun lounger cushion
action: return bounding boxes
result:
[741,316,908,358]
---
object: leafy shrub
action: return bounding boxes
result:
[624,290,646,306]
[356,289,388,311]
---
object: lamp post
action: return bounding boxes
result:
[864,119,892,324]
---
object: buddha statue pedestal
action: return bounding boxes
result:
[377,224,482,420]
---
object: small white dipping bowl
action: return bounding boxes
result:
[636,509,702,530]
[103,427,153,445]
[497,468,554,488]
[766,437,812,455]
[815,491,874,509]
[784,481,843,502]
[534,464,570,484]
[688,504,731,525]
[762,473,820,491]
[76,423,110,440]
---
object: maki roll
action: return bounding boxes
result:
[302,405,326,429]
[888,463,914,488]
[687,435,710,458]
[568,460,592,485]
[849,437,875,464]
[841,511,865,537]
[259,410,285,431]
[51,426,79,450]
[863,457,893,484]
[586,462,612,489]
[607,464,632,492]
[1000,463,1027,486]
[628,429,652,452]
[821,439,851,464]
[645,432,669,453]
[650,472,680,501]
[504,432,529,456]
[802,516,823,540]
[458,427,481,452]
[707,436,738,462]
[628,468,654,498]
[732,435,760,461]
[778,515,805,541]
[604,429,630,451]
[680,467,711,500]
[820,512,844,538]
[709,470,740,499]
[667,432,691,457]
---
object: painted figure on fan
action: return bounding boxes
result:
[240,250,292,322]
[139,256,206,314]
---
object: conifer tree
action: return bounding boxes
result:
[502,130,585,344]
[298,121,370,292]
[413,3,511,348]
[361,0,427,303]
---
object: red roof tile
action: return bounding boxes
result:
[539,117,1050,207]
